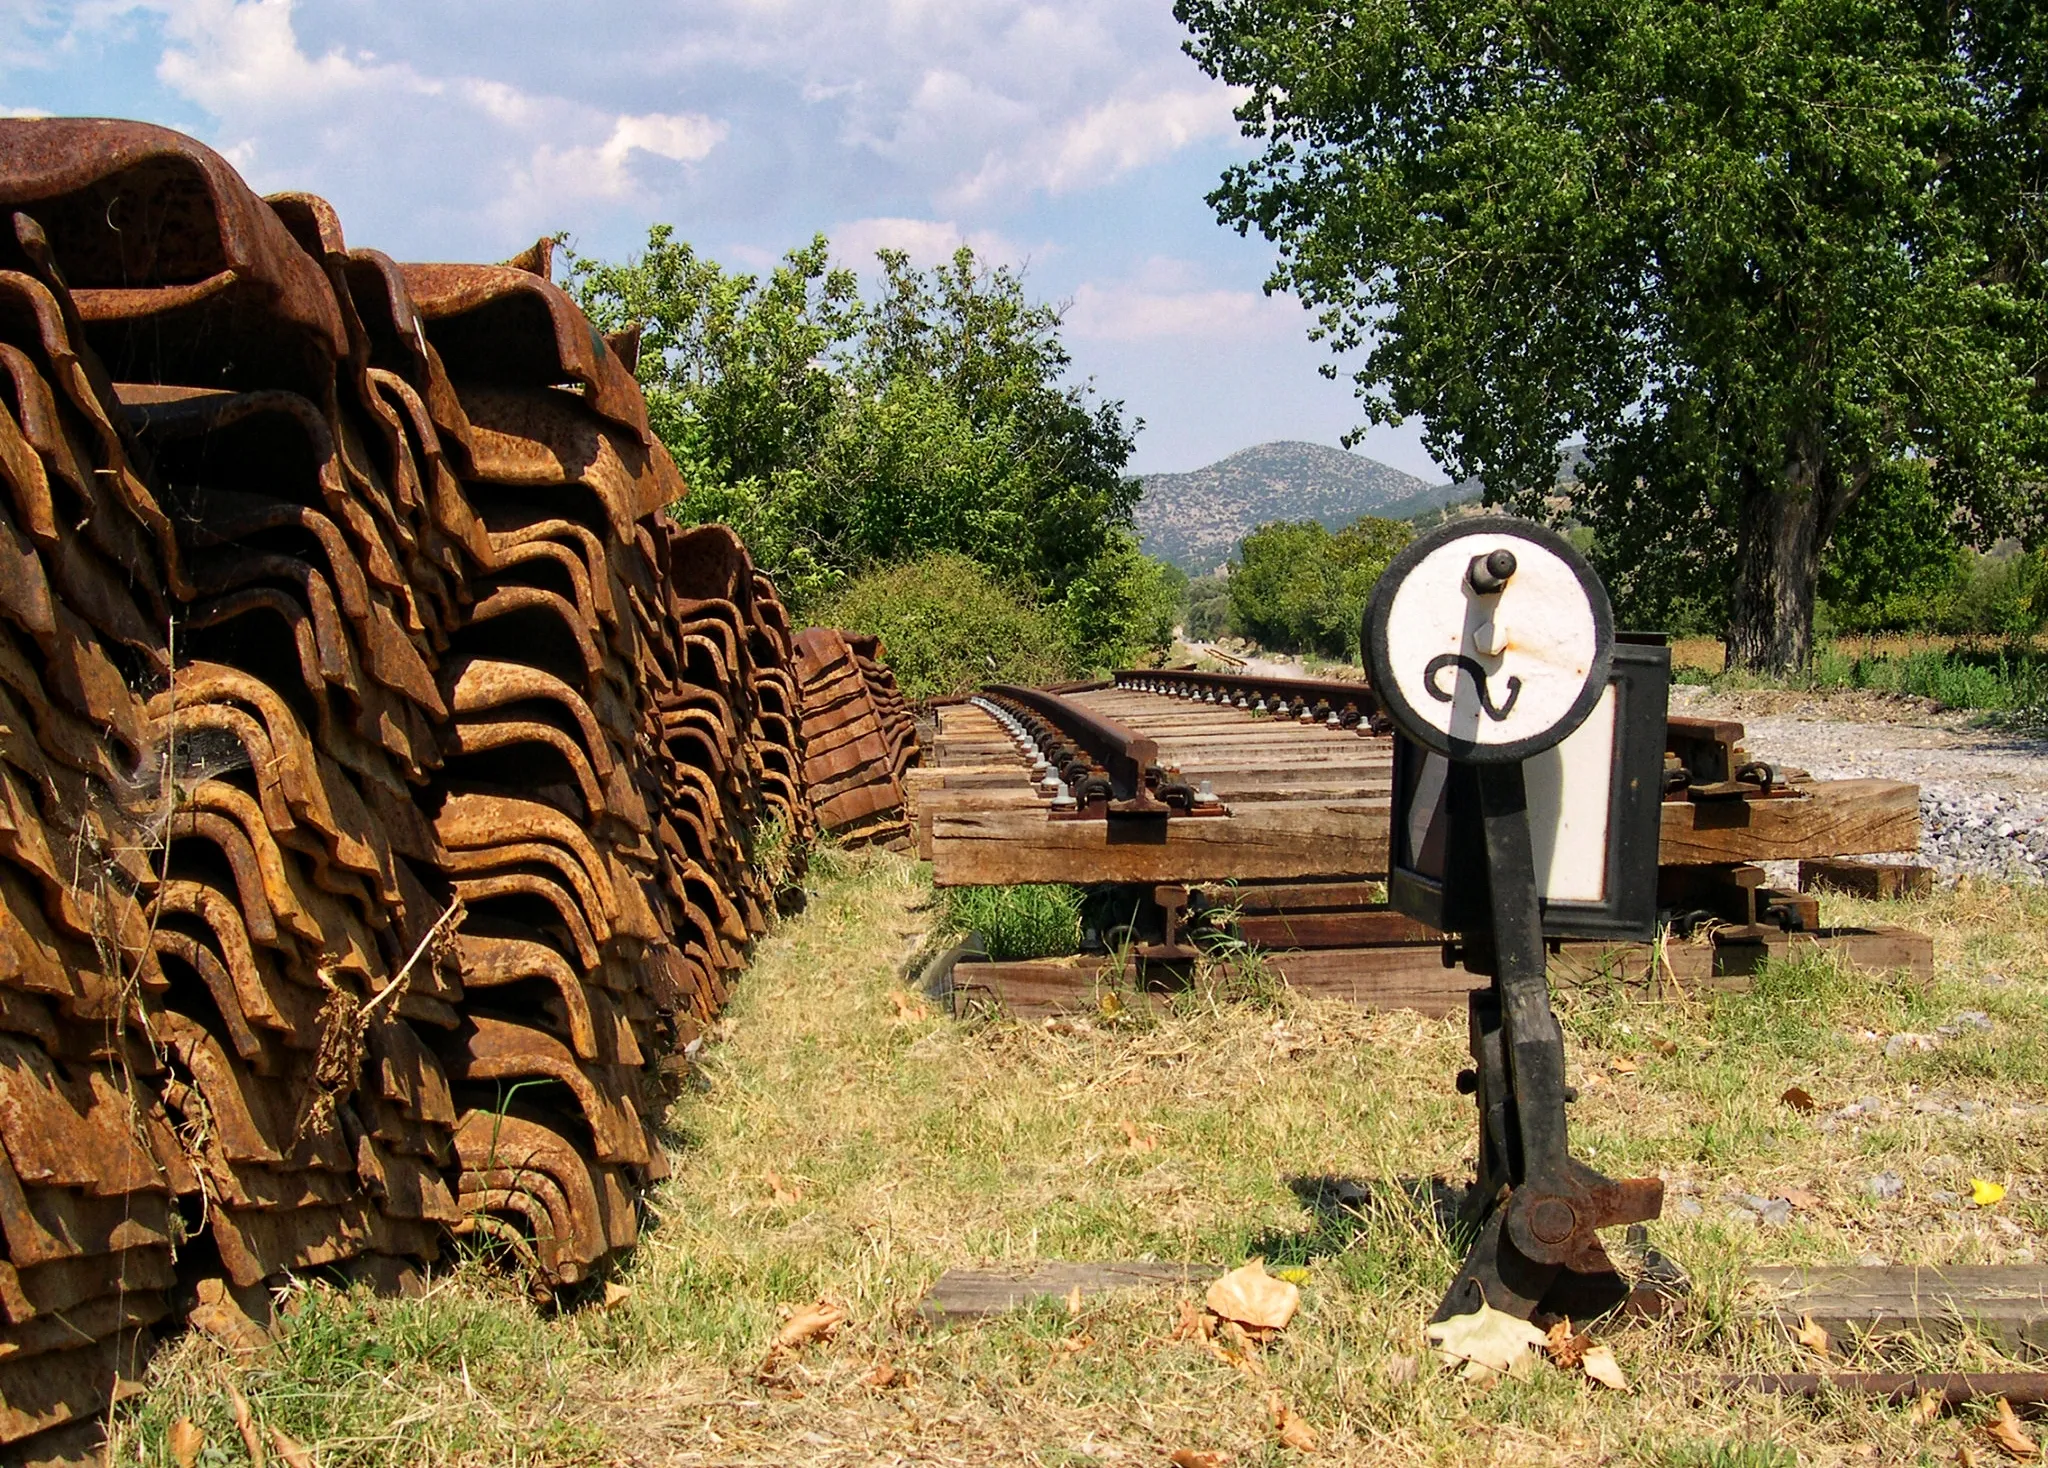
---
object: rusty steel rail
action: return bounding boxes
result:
[981,684,1160,808]
[1113,668,1385,731]
[978,685,1224,817]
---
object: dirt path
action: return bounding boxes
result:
[1672,685,2048,880]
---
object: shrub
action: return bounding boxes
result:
[816,552,1077,699]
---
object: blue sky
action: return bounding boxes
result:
[0,0,1444,479]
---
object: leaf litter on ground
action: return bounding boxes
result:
[1426,1303,1549,1380]
[1206,1259,1300,1332]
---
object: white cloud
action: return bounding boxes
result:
[523,112,728,205]
[829,215,1022,269]
[154,0,426,113]
[1065,263,1300,343]
[0,103,52,116]
[949,84,1243,204]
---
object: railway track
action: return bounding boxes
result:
[912,668,1931,1015]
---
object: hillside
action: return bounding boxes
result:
[1135,441,1442,572]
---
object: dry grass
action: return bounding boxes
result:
[114,855,2048,1466]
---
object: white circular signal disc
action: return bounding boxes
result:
[1366,518,1612,763]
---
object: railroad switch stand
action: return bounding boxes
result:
[1367,517,1672,1323]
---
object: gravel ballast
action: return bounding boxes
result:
[1669,686,2048,883]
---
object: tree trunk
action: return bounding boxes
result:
[1725,452,1845,674]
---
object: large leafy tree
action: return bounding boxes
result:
[567,230,1168,668]
[1178,0,2048,670]
[1230,514,1412,656]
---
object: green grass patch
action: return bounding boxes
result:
[942,882,1084,959]
[1676,640,2048,722]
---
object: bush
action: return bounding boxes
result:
[816,553,1077,699]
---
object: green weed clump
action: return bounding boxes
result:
[942,882,1084,960]
[816,552,1077,699]
[1679,639,2048,718]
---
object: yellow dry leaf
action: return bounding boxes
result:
[602,1281,632,1311]
[1581,1344,1629,1392]
[268,1425,316,1468]
[1910,1389,1944,1427]
[1099,990,1126,1018]
[1544,1319,1588,1369]
[774,1299,847,1349]
[1170,1298,1213,1342]
[1781,1187,1824,1211]
[1206,1259,1300,1331]
[1610,1057,1639,1075]
[1425,1302,1549,1376]
[226,1382,266,1468]
[765,1169,801,1205]
[1273,1266,1311,1285]
[1169,1451,1226,1468]
[1118,1118,1157,1154]
[1972,1178,2008,1208]
[1795,1313,1831,1359]
[889,990,928,1021]
[1065,1284,1085,1315]
[1265,1391,1319,1452]
[168,1419,205,1468]
[862,1359,901,1388]
[1987,1398,2040,1460]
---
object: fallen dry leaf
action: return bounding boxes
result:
[1581,1344,1629,1392]
[1794,1313,1831,1359]
[1973,1178,2009,1208]
[226,1382,267,1468]
[774,1299,847,1350]
[1169,1451,1227,1468]
[1065,1284,1085,1315]
[889,990,928,1021]
[190,1278,273,1357]
[1780,1187,1824,1211]
[1266,1392,1319,1452]
[1962,1442,1983,1467]
[1544,1319,1588,1370]
[602,1281,633,1311]
[1171,1298,1213,1342]
[1118,1118,1158,1153]
[1206,1259,1300,1331]
[1099,990,1126,1019]
[862,1358,901,1388]
[1653,1038,1680,1057]
[1781,1085,1818,1113]
[765,1169,801,1206]
[1988,1398,2041,1460]
[168,1419,205,1468]
[1911,1389,1944,1427]
[1426,1303,1549,1377]
[268,1425,316,1468]
[1610,1056,1639,1075]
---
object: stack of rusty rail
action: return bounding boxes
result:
[0,118,809,1460]
[793,626,919,847]
[915,668,1931,1018]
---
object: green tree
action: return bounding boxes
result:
[1229,514,1410,656]
[567,232,1161,670]
[1178,0,2048,671]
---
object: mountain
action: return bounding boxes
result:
[1135,441,1444,573]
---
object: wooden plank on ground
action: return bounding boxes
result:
[929,801,1392,887]
[1753,1266,2048,1357]
[1799,859,1936,900]
[1659,780,1920,864]
[1714,925,1934,979]
[920,1261,1220,1322]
